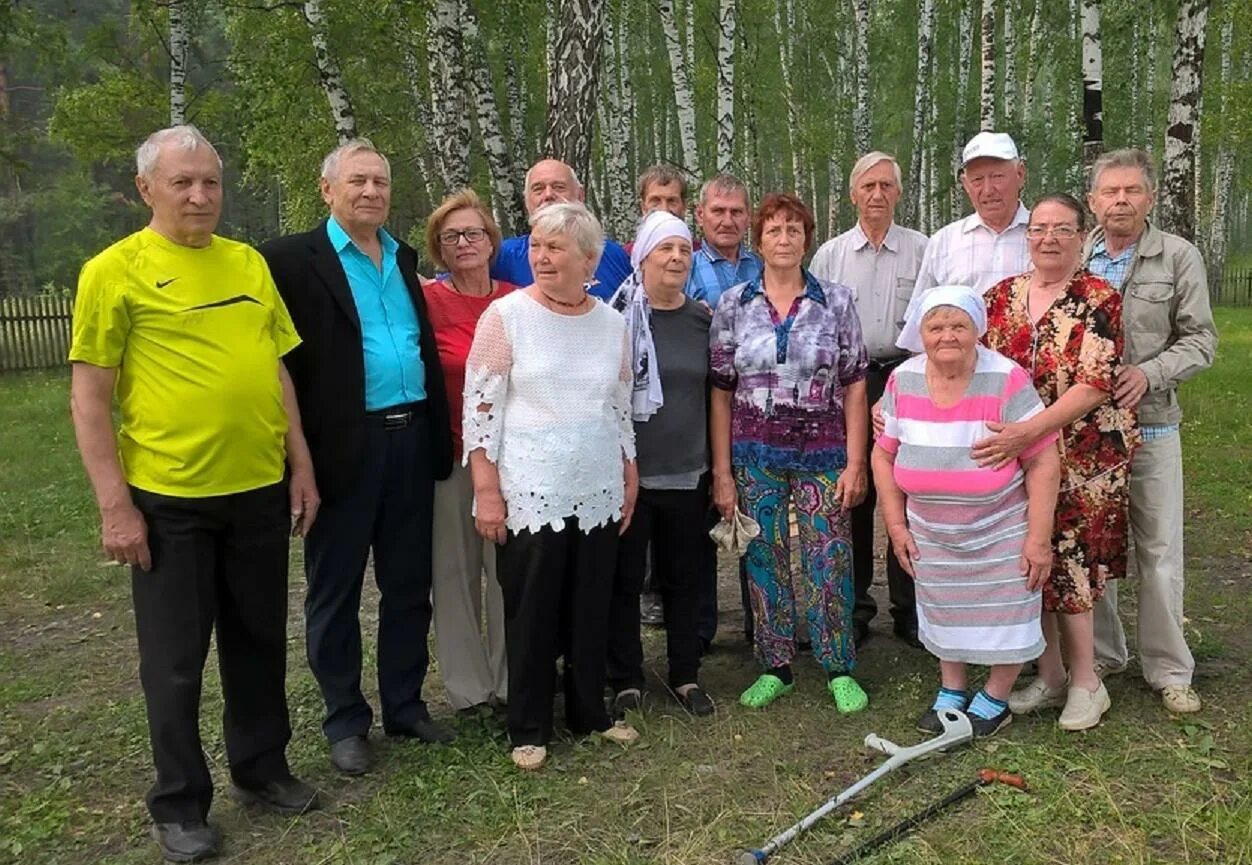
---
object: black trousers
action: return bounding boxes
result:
[130,481,292,824]
[852,362,916,631]
[304,409,435,743]
[498,517,617,747]
[608,478,711,691]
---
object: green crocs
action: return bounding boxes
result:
[829,675,869,714]
[739,674,794,708]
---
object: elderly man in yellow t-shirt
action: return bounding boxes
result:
[68,125,320,863]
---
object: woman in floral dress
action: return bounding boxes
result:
[973,193,1139,731]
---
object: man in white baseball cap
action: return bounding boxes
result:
[910,131,1030,299]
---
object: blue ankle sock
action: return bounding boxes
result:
[931,687,968,712]
[968,689,1008,720]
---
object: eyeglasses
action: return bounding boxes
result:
[1025,225,1079,239]
[438,227,487,245]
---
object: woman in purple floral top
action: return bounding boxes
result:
[709,193,871,714]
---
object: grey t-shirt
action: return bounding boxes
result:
[636,298,712,488]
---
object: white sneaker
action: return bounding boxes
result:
[1058,683,1111,731]
[511,745,547,771]
[1093,659,1128,679]
[1161,684,1201,714]
[1008,676,1068,715]
[600,721,640,744]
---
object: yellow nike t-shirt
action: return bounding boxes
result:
[70,227,301,497]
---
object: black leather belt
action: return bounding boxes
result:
[365,401,428,430]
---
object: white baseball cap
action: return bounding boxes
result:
[961,132,1019,166]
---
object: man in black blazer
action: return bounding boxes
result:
[261,139,454,776]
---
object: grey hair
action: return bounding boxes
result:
[529,201,604,271]
[849,151,902,192]
[524,159,583,193]
[136,125,222,178]
[320,138,391,182]
[698,173,750,208]
[1089,148,1157,195]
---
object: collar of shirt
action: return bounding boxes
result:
[850,221,902,253]
[327,215,398,258]
[962,202,1029,236]
[740,269,828,307]
[1090,236,1137,264]
[699,242,755,265]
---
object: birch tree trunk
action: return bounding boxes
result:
[460,0,524,232]
[168,0,189,125]
[715,0,737,172]
[1160,0,1211,241]
[544,0,607,182]
[600,7,634,239]
[1080,0,1103,169]
[427,0,470,191]
[658,0,699,176]
[1002,0,1016,127]
[979,0,996,131]
[774,0,804,197]
[1145,13,1158,149]
[852,0,872,154]
[505,56,527,166]
[954,0,974,215]
[302,0,357,143]
[1023,0,1041,118]
[399,39,438,206]
[1207,12,1234,285]
[906,0,936,227]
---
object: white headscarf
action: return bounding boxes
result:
[896,284,988,353]
[610,211,693,421]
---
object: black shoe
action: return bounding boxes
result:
[893,623,923,650]
[151,821,220,863]
[677,685,715,717]
[229,776,320,815]
[916,709,943,734]
[386,714,456,744]
[970,707,1013,738]
[853,622,872,649]
[611,688,643,720]
[329,735,370,776]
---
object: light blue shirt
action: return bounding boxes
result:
[327,216,426,410]
[685,243,762,309]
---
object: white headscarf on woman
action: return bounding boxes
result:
[896,284,988,354]
[609,210,694,421]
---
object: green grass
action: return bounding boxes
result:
[2,311,1251,864]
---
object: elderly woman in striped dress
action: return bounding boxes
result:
[871,286,1061,737]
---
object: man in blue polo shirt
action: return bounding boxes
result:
[686,173,761,309]
[491,158,632,299]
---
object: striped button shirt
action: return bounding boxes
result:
[912,203,1031,299]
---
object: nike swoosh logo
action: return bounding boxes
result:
[185,295,262,311]
[156,278,178,288]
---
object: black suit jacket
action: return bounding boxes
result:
[260,220,453,503]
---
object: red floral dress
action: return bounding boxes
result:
[983,271,1139,614]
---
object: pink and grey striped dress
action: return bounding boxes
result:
[877,346,1057,665]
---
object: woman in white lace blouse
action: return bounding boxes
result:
[463,202,640,771]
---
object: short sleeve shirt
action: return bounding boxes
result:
[69,228,300,497]
[709,271,868,472]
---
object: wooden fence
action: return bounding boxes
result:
[1216,268,1252,306]
[0,295,74,372]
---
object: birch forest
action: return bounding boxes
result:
[2,0,1251,296]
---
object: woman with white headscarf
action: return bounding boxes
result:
[605,210,717,718]
[871,285,1062,738]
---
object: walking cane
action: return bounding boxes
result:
[827,768,1029,865]
[739,709,973,864]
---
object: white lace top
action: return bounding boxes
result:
[462,291,636,533]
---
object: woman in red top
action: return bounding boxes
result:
[422,189,517,715]
[974,193,1138,732]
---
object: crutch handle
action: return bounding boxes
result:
[739,848,766,864]
[976,768,1028,790]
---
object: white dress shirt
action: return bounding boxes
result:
[911,202,1031,300]
[810,222,928,360]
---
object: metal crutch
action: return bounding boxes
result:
[739,708,974,865]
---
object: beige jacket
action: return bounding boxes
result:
[1083,221,1218,426]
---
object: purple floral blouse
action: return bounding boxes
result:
[709,270,868,471]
